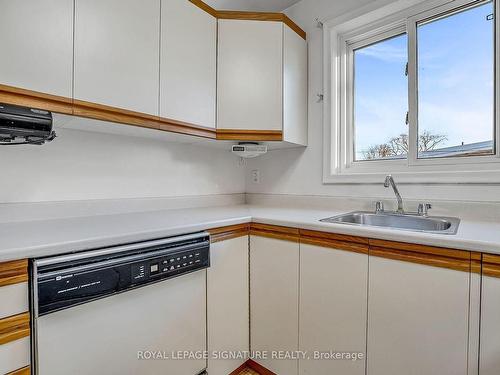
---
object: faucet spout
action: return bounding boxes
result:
[384,175,404,213]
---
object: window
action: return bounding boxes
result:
[416,1,495,159]
[326,0,500,182]
[353,33,408,161]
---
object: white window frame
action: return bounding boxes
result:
[323,0,500,183]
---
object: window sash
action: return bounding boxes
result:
[338,0,500,176]
[407,0,498,167]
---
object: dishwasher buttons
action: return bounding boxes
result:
[150,264,159,274]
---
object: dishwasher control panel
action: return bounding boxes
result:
[34,233,210,316]
[131,247,209,282]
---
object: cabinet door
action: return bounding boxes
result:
[283,25,308,146]
[160,0,216,128]
[479,260,500,375]
[74,0,160,115]
[217,20,283,131]
[367,256,470,375]
[299,244,368,375]
[250,236,299,375]
[0,0,73,97]
[207,236,249,375]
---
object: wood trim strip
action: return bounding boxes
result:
[216,10,285,22]
[300,237,368,255]
[0,83,73,114]
[0,259,28,287]
[208,223,250,243]
[482,253,500,265]
[73,99,160,130]
[471,252,482,275]
[216,129,283,141]
[0,312,30,346]
[250,222,299,242]
[283,15,307,40]
[370,246,471,273]
[300,229,368,245]
[482,254,500,278]
[246,359,278,375]
[368,238,471,260]
[0,84,218,139]
[159,117,217,139]
[215,11,306,40]
[299,229,368,254]
[6,366,30,375]
[207,223,476,271]
[189,0,218,17]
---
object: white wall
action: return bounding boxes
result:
[0,121,244,203]
[246,0,500,203]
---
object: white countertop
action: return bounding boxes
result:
[1,204,500,261]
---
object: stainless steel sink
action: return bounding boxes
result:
[320,211,460,235]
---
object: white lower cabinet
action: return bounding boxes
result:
[299,243,368,375]
[479,268,500,375]
[367,256,470,375]
[250,236,299,375]
[207,236,249,375]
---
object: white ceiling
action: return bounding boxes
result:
[205,0,302,12]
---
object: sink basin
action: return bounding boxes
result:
[320,211,460,235]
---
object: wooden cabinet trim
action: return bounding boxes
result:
[300,229,369,245]
[300,236,368,255]
[0,83,73,114]
[0,84,218,139]
[0,259,28,287]
[249,222,300,243]
[368,238,471,260]
[300,229,368,254]
[72,99,160,130]
[471,252,482,275]
[6,366,30,375]
[159,117,217,139]
[282,15,307,40]
[216,129,283,141]
[0,312,30,346]
[188,0,218,17]
[208,223,249,243]
[482,253,500,277]
[369,246,471,273]
[207,222,480,272]
[189,1,306,40]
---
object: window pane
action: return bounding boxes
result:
[353,33,408,161]
[417,1,494,159]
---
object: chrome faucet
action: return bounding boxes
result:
[384,175,404,214]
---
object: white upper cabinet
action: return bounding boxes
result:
[217,19,307,144]
[284,25,308,146]
[74,0,160,115]
[160,0,216,128]
[217,20,283,132]
[0,0,73,97]
[367,257,470,375]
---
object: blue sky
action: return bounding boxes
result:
[353,1,494,160]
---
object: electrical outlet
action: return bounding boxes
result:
[251,169,260,184]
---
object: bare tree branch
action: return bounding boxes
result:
[363,131,447,160]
